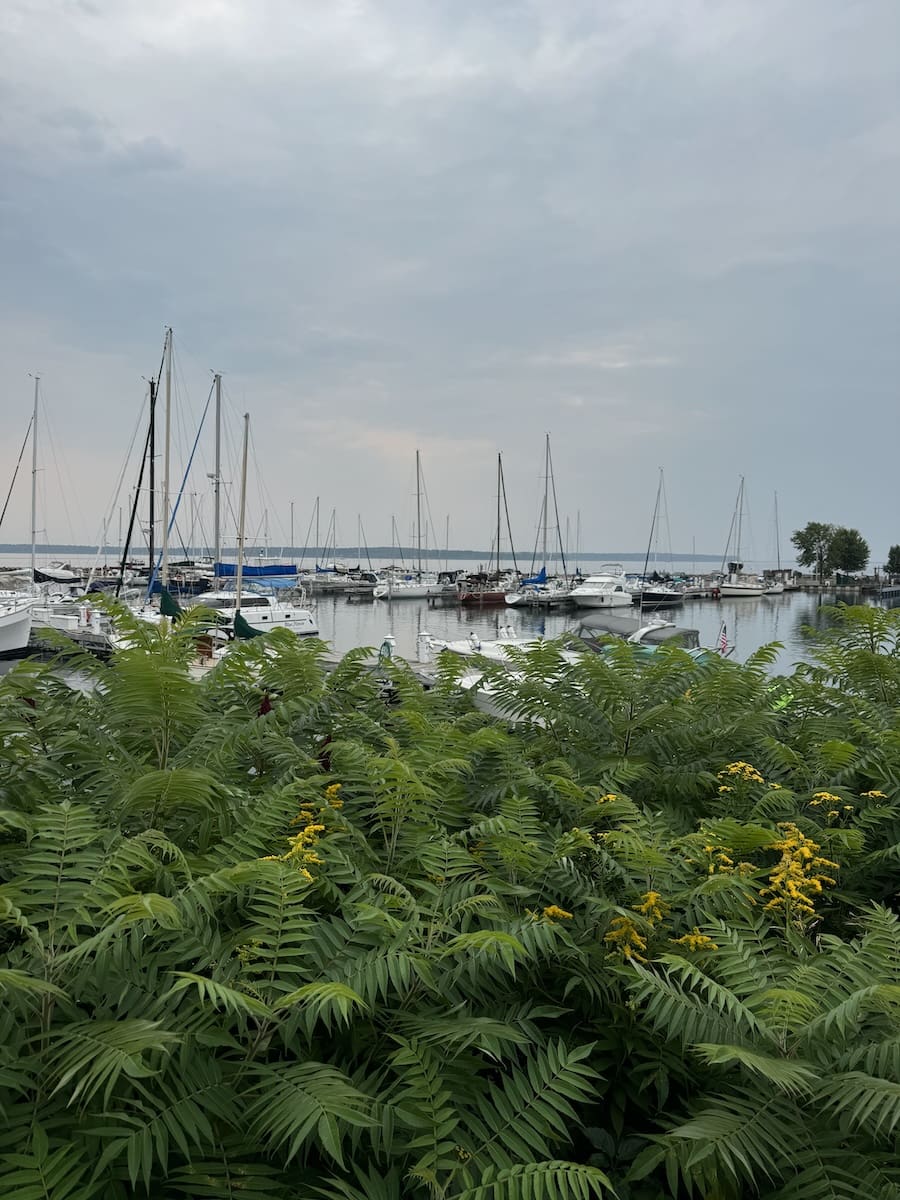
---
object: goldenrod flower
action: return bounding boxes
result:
[543,904,574,921]
[604,916,648,962]
[597,793,618,804]
[760,822,839,923]
[812,791,842,805]
[862,789,887,799]
[672,928,719,952]
[633,890,669,924]
[718,761,765,785]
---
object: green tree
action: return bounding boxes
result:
[828,526,869,574]
[886,544,900,576]
[791,521,834,581]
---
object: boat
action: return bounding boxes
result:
[633,471,687,613]
[632,581,684,608]
[373,452,444,600]
[0,594,33,656]
[764,493,786,595]
[34,562,80,584]
[505,436,572,607]
[719,477,765,597]
[570,564,633,609]
[459,453,522,605]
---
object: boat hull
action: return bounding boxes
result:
[459,590,508,606]
[570,593,633,609]
[720,584,764,598]
[0,601,33,656]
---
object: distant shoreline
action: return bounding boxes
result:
[0,543,728,564]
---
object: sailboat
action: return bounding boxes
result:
[459,453,520,605]
[719,477,765,597]
[373,451,442,600]
[0,379,39,653]
[764,492,785,596]
[195,412,318,637]
[505,435,572,607]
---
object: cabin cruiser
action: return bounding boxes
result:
[719,561,765,598]
[373,573,444,600]
[0,593,33,656]
[570,565,632,609]
[193,591,318,636]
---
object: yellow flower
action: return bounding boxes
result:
[598,793,618,804]
[633,891,669,924]
[812,791,842,805]
[543,904,574,921]
[718,785,733,794]
[325,782,343,807]
[604,916,648,963]
[672,928,719,952]
[718,761,765,785]
[862,790,887,799]
[760,822,839,923]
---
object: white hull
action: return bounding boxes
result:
[0,600,33,654]
[720,583,764,598]
[373,582,439,600]
[764,583,785,596]
[571,592,633,609]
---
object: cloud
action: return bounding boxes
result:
[0,0,899,556]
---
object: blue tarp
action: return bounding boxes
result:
[214,562,297,578]
[521,567,547,585]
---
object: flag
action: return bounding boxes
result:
[159,587,183,622]
[718,622,728,654]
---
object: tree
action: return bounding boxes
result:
[828,526,869,574]
[791,521,834,581]
[886,545,900,576]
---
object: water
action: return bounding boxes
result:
[313,589,866,674]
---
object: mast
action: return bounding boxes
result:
[774,491,781,573]
[213,372,222,576]
[495,452,502,578]
[736,476,745,564]
[416,449,423,576]
[148,378,157,577]
[290,501,294,558]
[499,458,519,574]
[315,497,320,568]
[30,375,39,585]
[161,327,173,587]
[235,413,249,612]
[541,434,549,570]
[640,469,664,620]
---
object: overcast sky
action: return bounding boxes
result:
[1,0,898,564]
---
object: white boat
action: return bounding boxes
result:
[373,575,442,601]
[505,579,572,607]
[193,591,317,636]
[764,580,785,596]
[0,596,33,655]
[719,478,764,597]
[570,565,633,609]
[763,493,786,596]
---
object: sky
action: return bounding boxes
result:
[1,0,898,565]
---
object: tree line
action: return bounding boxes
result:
[791,522,870,577]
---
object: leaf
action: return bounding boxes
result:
[46,1019,181,1108]
[274,981,369,1032]
[166,972,273,1020]
[692,1043,820,1095]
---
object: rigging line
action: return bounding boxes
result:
[85,396,149,588]
[0,415,33,535]
[499,456,519,575]
[147,379,214,598]
[116,399,153,597]
[40,396,82,547]
[547,439,568,580]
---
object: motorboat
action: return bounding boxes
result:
[570,565,632,609]
[0,594,33,656]
[373,574,443,600]
[505,578,573,608]
[720,563,765,598]
[632,581,685,607]
[193,591,318,636]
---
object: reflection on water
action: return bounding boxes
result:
[0,589,882,678]
[315,590,876,673]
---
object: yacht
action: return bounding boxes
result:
[194,591,318,636]
[0,594,34,656]
[570,565,632,609]
[373,573,443,600]
[719,563,765,598]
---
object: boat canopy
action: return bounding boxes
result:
[577,612,701,649]
[521,567,547,586]
[214,562,297,578]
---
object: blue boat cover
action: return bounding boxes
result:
[214,562,297,578]
[521,567,547,585]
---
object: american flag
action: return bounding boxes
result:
[718,623,728,654]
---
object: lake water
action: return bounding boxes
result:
[313,588,875,674]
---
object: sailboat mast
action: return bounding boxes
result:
[235,413,249,612]
[416,449,423,576]
[148,379,157,577]
[736,476,745,563]
[30,375,39,585]
[640,469,663,620]
[774,491,781,573]
[315,497,320,568]
[542,434,549,569]
[496,452,502,577]
[161,327,173,587]
[213,372,222,576]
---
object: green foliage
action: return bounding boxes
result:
[830,527,870,574]
[2,606,900,1197]
[887,545,900,577]
[792,520,835,579]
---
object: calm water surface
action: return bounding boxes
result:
[314,589,876,675]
